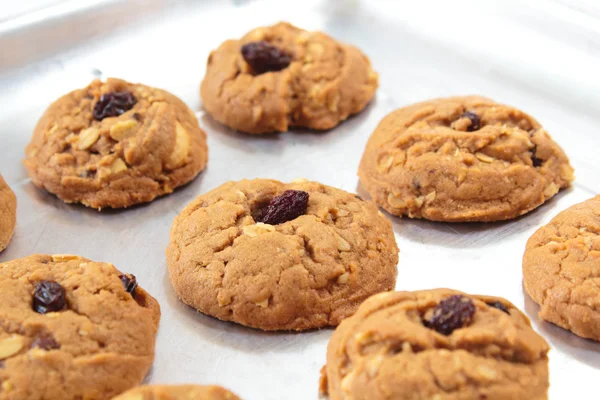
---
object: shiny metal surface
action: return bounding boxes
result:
[0,0,598,398]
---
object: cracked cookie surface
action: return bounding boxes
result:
[0,254,160,400]
[166,179,398,331]
[321,289,549,400]
[112,385,240,400]
[358,96,573,222]
[0,174,16,252]
[523,196,600,341]
[25,78,208,209]
[200,22,378,134]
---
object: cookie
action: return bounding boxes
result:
[358,96,573,222]
[24,78,208,209]
[200,22,378,134]
[166,178,398,331]
[112,385,240,400]
[321,289,549,400]
[0,254,160,400]
[523,195,600,341]
[0,174,16,252]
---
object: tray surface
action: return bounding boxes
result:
[0,1,598,398]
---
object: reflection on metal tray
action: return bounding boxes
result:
[0,0,598,399]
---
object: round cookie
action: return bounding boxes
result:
[112,385,240,400]
[0,174,16,252]
[0,254,160,400]
[200,22,378,134]
[321,289,550,400]
[358,96,573,222]
[24,78,208,209]
[523,195,600,341]
[167,178,398,331]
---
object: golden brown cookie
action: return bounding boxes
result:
[24,78,208,209]
[200,22,378,134]
[358,96,573,222]
[112,385,240,400]
[523,196,600,341]
[0,254,160,400]
[166,178,398,331]
[0,174,16,252]
[321,289,549,400]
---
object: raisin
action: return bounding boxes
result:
[530,145,543,167]
[424,295,475,335]
[119,274,138,299]
[31,334,60,350]
[93,91,136,120]
[412,177,422,192]
[458,111,481,132]
[256,190,309,225]
[486,301,509,314]
[32,281,66,314]
[241,41,291,74]
[79,169,96,179]
[529,128,537,137]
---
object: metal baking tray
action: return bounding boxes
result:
[0,0,598,398]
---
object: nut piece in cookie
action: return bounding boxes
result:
[112,384,241,400]
[24,78,208,209]
[321,289,550,400]
[200,22,379,134]
[523,195,600,341]
[0,254,161,400]
[0,174,16,252]
[166,178,399,331]
[358,96,574,222]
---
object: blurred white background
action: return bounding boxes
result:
[1,0,600,22]
[0,0,63,21]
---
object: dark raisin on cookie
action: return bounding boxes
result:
[412,177,422,193]
[530,145,543,167]
[256,190,309,225]
[93,91,137,120]
[31,334,61,350]
[424,295,476,335]
[79,169,96,179]
[32,281,66,314]
[119,274,138,299]
[241,41,291,74]
[486,301,510,314]
[457,111,481,132]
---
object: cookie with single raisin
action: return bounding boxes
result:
[358,96,573,222]
[200,22,378,134]
[0,254,160,400]
[24,78,208,209]
[0,174,16,252]
[321,289,549,400]
[112,385,240,400]
[166,178,398,331]
[523,195,600,341]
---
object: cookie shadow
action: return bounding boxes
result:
[200,94,386,150]
[21,170,207,222]
[200,112,285,150]
[162,268,333,355]
[142,366,154,384]
[356,183,572,249]
[523,286,600,369]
